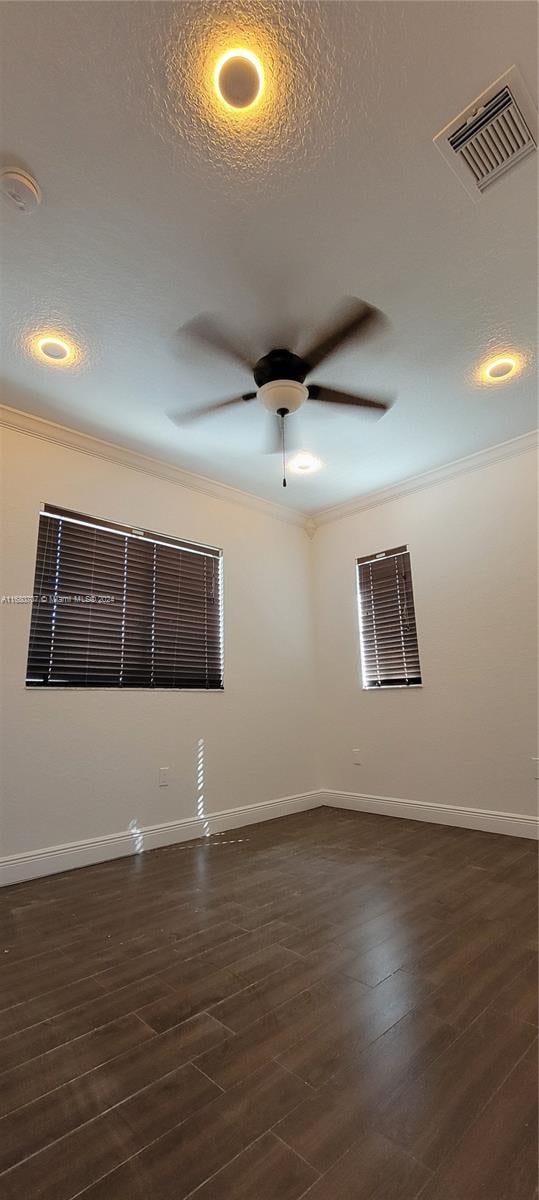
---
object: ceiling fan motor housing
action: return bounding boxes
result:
[253,349,308,387]
[255,350,310,415]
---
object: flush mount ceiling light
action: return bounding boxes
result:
[477,352,524,385]
[28,330,80,367]
[289,452,323,475]
[213,48,264,111]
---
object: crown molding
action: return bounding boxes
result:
[2,404,535,535]
[0,404,305,528]
[310,430,538,528]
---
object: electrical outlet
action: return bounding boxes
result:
[158,767,169,787]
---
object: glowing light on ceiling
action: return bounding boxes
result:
[214,48,264,111]
[289,451,323,474]
[159,2,354,187]
[28,330,81,367]
[479,353,523,384]
[472,350,523,386]
[37,336,71,362]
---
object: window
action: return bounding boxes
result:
[26,506,223,689]
[356,545,421,689]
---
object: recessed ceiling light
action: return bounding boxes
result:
[478,352,524,384]
[289,452,323,475]
[38,337,70,361]
[214,49,264,111]
[28,330,79,367]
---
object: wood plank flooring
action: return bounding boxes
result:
[0,806,537,1199]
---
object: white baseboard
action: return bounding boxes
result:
[3,787,536,886]
[319,790,539,840]
[0,791,322,886]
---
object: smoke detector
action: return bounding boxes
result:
[433,66,537,201]
[0,168,42,213]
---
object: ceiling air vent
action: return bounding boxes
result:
[434,66,537,201]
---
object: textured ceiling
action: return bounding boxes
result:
[0,1,537,513]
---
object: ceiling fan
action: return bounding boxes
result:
[176,298,390,486]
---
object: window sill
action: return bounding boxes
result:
[25,686,225,693]
[362,684,423,691]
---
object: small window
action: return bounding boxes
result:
[356,545,422,689]
[26,506,224,689]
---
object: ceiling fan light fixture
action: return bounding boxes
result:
[258,379,308,414]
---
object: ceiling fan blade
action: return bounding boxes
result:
[302,299,386,372]
[308,385,389,414]
[171,394,256,424]
[179,315,254,371]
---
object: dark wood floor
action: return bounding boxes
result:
[0,807,537,1200]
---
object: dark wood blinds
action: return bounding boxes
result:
[357,546,422,689]
[26,506,223,689]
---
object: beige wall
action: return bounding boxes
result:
[1,422,536,867]
[0,427,317,856]
[311,448,538,818]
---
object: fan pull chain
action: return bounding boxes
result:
[279,410,287,488]
[282,416,287,488]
